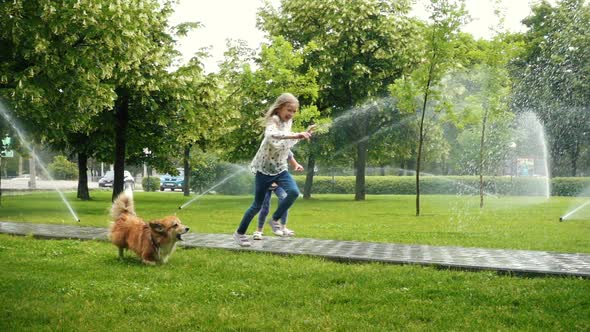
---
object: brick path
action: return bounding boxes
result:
[1,221,588,278]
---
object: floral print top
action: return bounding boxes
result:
[250,115,299,175]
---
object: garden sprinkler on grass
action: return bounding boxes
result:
[559,200,590,222]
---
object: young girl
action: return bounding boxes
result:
[233,93,312,247]
[253,152,304,240]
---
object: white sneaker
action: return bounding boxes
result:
[233,232,251,247]
[267,220,284,236]
[252,231,264,240]
[282,227,295,237]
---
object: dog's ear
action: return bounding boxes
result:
[149,222,166,234]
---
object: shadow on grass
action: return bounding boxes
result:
[105,253,154,267]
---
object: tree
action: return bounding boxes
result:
[219,36,319,165]
[258,0,419,200]
[390,0,468,215]
[474,40,517,207]
[0,0,196,200]
[511,0,590,176]
[0,0,120,198]
[164,58,236,197]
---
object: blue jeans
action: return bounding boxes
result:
[236,171,300,235]
[258,186,288,228]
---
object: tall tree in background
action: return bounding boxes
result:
[474,36,519,208]
[219,36,319,164]
[258,0,418,200]
[167,58,235,197]
[101,1,181,200]
[0,0,195,200]
[0,0,118,199]
[511,0,590,176]
[390,0,468,215]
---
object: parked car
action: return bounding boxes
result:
[98,170,135,189]
[9,174,39,181]
[160,169,184,191]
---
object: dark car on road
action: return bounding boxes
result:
[98,170,135,189]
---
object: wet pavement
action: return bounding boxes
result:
[1,221,588,278]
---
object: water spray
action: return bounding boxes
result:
[178,167,248,210]
[559,200,590,222]
[0,100,80,222]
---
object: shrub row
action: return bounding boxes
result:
[292,176,590,197]
[201,173,590,197]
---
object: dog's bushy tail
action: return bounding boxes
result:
[111,189,136,220]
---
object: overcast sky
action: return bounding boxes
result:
[169,0,538,73]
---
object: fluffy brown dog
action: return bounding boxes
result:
[109,190,189,265]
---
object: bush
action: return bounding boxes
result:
[142,177,160,192]
[48,156,78,180]
[191,160,252,195]
[293,176,590,197]
[181,173,590,197]
[552,177,590,196]
[214,170,253,195]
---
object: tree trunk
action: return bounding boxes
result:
[183,144,191,196]
[416,120,424,216]
[354,107,368,201]
[112,88,130,201]
[355,139,367,201]
[28,150,36,189]
[77,152,90,200]
[549,143,561,177]
[479,109,489,209]
[570,142,579,177]
[398,161,405,175]
[415,21,443,215]
[416,88,430,216]
[303,153,315,199]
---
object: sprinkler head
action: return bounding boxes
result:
[178,206,183,210]
[559,217,564,222]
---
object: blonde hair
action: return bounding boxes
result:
[263,93,299,125]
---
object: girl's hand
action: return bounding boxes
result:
[298,132,312,140]
[294,163,304,172]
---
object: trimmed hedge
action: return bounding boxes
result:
[551,177,590,197]
[293,176,590,197]
[198,173,590,196]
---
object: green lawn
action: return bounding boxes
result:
[1,235,589,331]
[1,191,589,330]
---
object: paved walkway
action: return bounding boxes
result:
[1,221,589,278]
